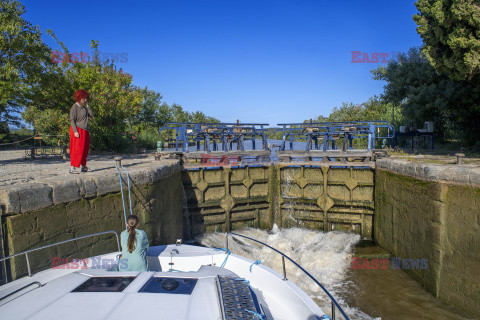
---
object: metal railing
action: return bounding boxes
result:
[159,122,270,153]
[0,231,120,282]
[114,156,133,230]
[277,121,394,152]
[0,281,43,302]
[226,232,350,320]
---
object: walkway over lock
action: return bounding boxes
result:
[277,121,394,151]
[159,122,269,153]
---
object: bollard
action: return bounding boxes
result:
[114,156,123,168]
[455,153,465,165]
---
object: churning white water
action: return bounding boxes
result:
[200,225,379,320]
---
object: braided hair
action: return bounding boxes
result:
[126,215,139,253]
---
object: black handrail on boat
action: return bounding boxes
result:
[0,231,120,282]
[227,232,350,320]
[0,281,43,302]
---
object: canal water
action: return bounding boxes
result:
[200,227,469,320]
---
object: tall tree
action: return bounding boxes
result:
[414,0,480,81]
[134,87,163,130]
[371,47,475,142]
[23,42,144,151]
[0,0,54,129]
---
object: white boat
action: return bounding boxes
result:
[0,231,350,320]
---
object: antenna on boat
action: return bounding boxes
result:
[114,156,133,229]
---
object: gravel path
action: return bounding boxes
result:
[0,150,159,187]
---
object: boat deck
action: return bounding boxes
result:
[0,244,326,320]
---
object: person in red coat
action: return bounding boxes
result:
[69,89,94,174]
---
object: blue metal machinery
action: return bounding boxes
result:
[277,121,395,151]
[159,122,269,153]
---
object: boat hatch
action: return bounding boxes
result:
[72,277,136,292]
[139,277,198,294]
[218,276,264,320]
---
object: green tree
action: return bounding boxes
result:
[326,102,366,122]
[134,88,163,130]
[316,97,396,124]
[0,0,56,128]
[23,41,143,151]
[414,0,480,81]
[371,47,476,142]
[190,111,209,123]
[155,102,172,130]
[3,1,219,150]
[170,103,190,122]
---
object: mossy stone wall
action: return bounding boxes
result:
[375,169,480,318]
[4,172,183,280]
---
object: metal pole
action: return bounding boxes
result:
[25,252,31,277]
[0,206,6,284]
[0,231,120,280]
[289,129,293,150]
[120,164,133,216]
[225,234,229,251]
[114,157,128,229]
[282,255,287,280]
[331,301,336,320]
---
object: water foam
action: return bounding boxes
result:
[200,225,379,320]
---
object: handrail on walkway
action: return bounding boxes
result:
[226,232,350,320]
[0,231,120,282]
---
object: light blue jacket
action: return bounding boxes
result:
[119,229,149,272]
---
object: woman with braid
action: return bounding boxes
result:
[119,215,149,271]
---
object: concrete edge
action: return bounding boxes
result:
[0,160,181,215]
[376,158,480,187]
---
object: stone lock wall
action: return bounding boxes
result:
[375,159,480,318]
[1,162,183,280]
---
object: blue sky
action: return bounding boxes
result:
[23,0,422,125]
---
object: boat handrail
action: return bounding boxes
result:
[226,232,350,320]
[0,231,120,281]
[0,281,43,302]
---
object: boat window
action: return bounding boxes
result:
[72,277,136,292]
[139,277,198,294]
